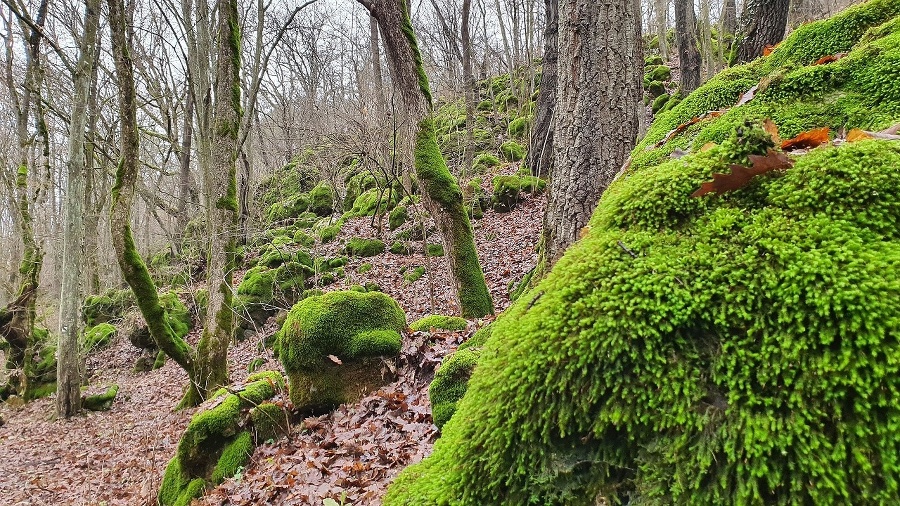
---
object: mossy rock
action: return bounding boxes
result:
[358,263,374,274]
[83,384,119,411]
[646,80,666,98]
[507,116,532,139]
[349,188,396,217]
[385,1,900,504]
[427,325,492,430]
[402,266,425,284]
[83,289,135,327]
[410,315,467,332]
[129,291,192,351]
[159,371,288,506]
[307,182,334,217]
[277,291,406,410]
[235,267,277,336]
[346,238,386,257]
[390,241,412,255]
[644,64,672,82]
[292,229,315,248]
[343,172,377,212]
[84,322,116,351]
[236,267,275,304]
[273,262,308,307]
[318,221,344,243]
[265,193,310,223]
[499,140,526,162]
[644,54,664,67]
[425,243,445,257]
[491,175,546,212]
[389,205,409,231]
[651,93,671,114]
[472,153,501,173]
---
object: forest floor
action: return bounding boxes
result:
[0,189,545,506]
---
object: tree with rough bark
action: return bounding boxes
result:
[526,0,557,178]
[356,0,494,319]
[737,0,790,62]
[675,0,701,93]
[542,0,641,265]
[721,0,738,34]
[55,0,101,418]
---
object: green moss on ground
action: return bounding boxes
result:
[83,289,134,326]
[499,140,526,161]
[389,205,409,230]
[472,153,501,173]
[410,315,467,332]
[402,266,425,284]
[84,322,116,351]
[390,241,412,255]
[277,291,406,410]
[492,175,546,212]
[308,182,334,217]
[346,238,386,257]
[83,384,119,411]
[425,243,445,257]
[385,2,900,504]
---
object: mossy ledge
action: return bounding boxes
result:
[385,2,900,504]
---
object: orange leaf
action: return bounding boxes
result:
[762,118,781,144]
[812,52,848,65]
[692,149,793,197]
[781,127,830,150]
[651,110,725,149]
[763,45,776,56]
[847,128,873,142]
[699,142,717,152]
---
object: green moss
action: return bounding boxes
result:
[343,172,377,212]
[211,431,252,483]
[346,238,386,257]
[273,262,307,305]
[293,229,315,247]
[390,241,412,255]
[429,348,480,429]
[83,288,134,326]
[385,3,900,503]
[236,267,275,304]
[277,291,406,409]
[251,402,288,441]
[645,64,672,82]
[499,140,526,162]
[410,315,467,332]
[84,322,116,351]
[265,193,309,223]
[389,205,409,231]
[318,221,343,243]
[507,116,532,139]
[644,55,664,66]
[403,266,425,284]
[153,349,167,369]
[349,188,396,217]
[308,182,334,217]
[492,175,546,212]
[472,153,501,173]
[358,262,374,274]
[83,384,119,411]
[426,243,445,257]
[647,80,666,98]
[651,93,671,114]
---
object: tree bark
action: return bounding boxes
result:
[737,0,790,62]
[543,0,641,265]
[526,0,557,178]
[56,0,101,418]
[655,0,669,60]
[369,15,386,113]
[674,0,701,93]
[176,88,194,245]
[360,0,494,318]
[721,0,738,34]
[461,0,476,175]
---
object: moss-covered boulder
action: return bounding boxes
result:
[127,291,191,351]
[385,2,900,504]
[499,140,526,162]
[507,116,532,139]
[84,322,116,351]
[83,289,135,327]
[491,174,546,212]
[428,325,492,429]
[389,205,409,230]
[307,182,334,217]
[83,384,119,411]
[159,371,288,506]
[410,315,468,332]
[343,172,377,212]
[644,64,671,83]
[472,152,501,173]
[277,291,406,411]
[345,237,386,257]
[265,193,310,223]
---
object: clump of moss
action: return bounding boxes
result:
[385,2,900,504]
[427,324,492,429]
[410,315,468,332]
[346,238,386,257]
[644,64,672,83]
[343,172,377,212]
[236,267,275,304]
[389,205,409,230]
[651,93,671,113]
[83,384,119,411]
[318,220,344,243]
[276,291,406,410]
[507,116,532,139]
[292,229,315,248]
[499,140,526,161]
[83,289,135,326]
[426,243,445,257]
[358,263,374,274]
[265,193,310,223]
[390,241,412,255]
[491,174,546,212]
[472,153,501,173]
[307,182,334,217]
[402,266,425,284]
[273,262,308,306]
[84,322,116,351]
[159,372,288,506]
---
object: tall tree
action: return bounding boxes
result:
[674,0,701,93]
[461,0,476,175]
[737,0,790,62]
[542,0,641,264]
[655,0,669,60]
[721,0,738,34]
[525,0,557,178]
[56,0,102,418]
[356,0,494,319]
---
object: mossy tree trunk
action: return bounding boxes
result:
[357,0,494,319]
[675,0,701,93]
[526,0,558,178]
[736,0,790,62]
[56,0,102,418]
[0,0,48,400]
[542,0,642,265]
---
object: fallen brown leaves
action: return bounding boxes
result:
[780,127,830,150]
[692,150,794,197]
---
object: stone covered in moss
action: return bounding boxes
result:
[343,172,377,212]
[472,153,501,173]
[307,182,334,217]
[389,205,409,230]
[83,289,135,327]
[425,243,444,257]
[507,116,531,139]
[410,315,467,332]
[499,140,526,161]
[644,64,671,82]
[84,322,116,351]
[345,237,386,257]
[159,371,287,506]
[427,325,491,430]
[385,2,900,504]
[83,384,119,411]
[402,265,425,284]
[491,174,546,212]
[265,193,309,223]
[277,291,406,410]
[390,241,412,255]
[651,92,671,113]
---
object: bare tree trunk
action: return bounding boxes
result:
[674,0,701,93]
[176,89,194,243]
[721,0,738,34]
[360,0,494,318]
[526,0,557,178]
[56,0,101,418]
[461,0,476,175]
[737,0,790,62]
[83,35,102,296]
[543,0,641,265]
[369,15,386,113]
[655,0,669,60]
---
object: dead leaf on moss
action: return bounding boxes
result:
[847,124,900,142]
[763,45,776,56]
[781,127,830,150]
[735,85,759,107]
[763,118,781,144]
[651,110,726,149]
[699,142,717,152]
[327,354,343,365]
[812,52,848,65]
[692,149,793,197]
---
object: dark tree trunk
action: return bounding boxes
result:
[675,0,701,93]
[721,0,738,34]
[176,88,194,247]
[737,0,790,62]
[543,0,642,265]
[526,0,557,178]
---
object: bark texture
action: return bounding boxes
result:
[737,0,790,62]
[56,0,101,418]
[543,0,641,265]
[361,0,494,318]
[526,0,558,178]
[675,0,701,93]
[721,0,738,33]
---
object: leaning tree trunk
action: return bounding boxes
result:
[736,0,790,62]
[526,0,557,178]
[360,0,494,319]
[675,0,701,93]
[56,0,101,418]
[542,0,641,265]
